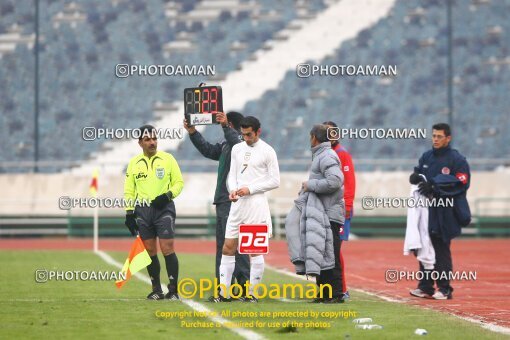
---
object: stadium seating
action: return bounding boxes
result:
[1,0,328,172]
[173,0,510,171]
[1,0,509,172]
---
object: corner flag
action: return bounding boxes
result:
[90,168,98,197]
[90,168,99,252]
[115,236,152,288]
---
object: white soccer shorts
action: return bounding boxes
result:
[225,194,273,239]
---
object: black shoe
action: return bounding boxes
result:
[165,283,179,300]
[165,292,180,300]
[310,297,324,303]
[239,295,258,303]
[323,295,345,304]
[229,294,240,301]
[208,295,231,303]
[147,291,165,300]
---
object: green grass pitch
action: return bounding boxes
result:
[0,250,504,339]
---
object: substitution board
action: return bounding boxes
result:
[183,85,223,125]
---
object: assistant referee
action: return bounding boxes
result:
[124,124,184,300]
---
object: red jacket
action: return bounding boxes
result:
[332,143,356,214]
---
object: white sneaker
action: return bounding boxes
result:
[410,288,432,298]
[432,291,452,300]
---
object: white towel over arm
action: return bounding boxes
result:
[404,185,435,270]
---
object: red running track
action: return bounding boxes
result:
[268,239,510,331]
[1,237,508,331]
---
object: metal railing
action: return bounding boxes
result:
[0,197,508,237]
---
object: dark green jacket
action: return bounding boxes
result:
[189,126,242,204]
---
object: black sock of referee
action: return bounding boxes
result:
[147,255,161,292]
[164,253,179,293]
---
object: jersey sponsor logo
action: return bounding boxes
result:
[343,165,349,172]
[156,167,165,179]
[244,152,251,161]
[238,224,268,254]
[135,172,148,180]
[441,167,450,175]
[456,172,468,184]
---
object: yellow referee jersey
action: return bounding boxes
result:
[124,151,184,210]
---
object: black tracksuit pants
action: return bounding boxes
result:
[317,221,343,298]
[418,233,453,295]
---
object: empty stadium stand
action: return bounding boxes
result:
[1,0,509,173]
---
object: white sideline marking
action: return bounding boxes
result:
[96,250,265,340]
[265,265,510,335]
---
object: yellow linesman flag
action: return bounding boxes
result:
[90,168,99,197]
[115,236,152,288]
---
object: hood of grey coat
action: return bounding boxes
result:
[311,141,332,156]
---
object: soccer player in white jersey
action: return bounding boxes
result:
[212,116,280,302]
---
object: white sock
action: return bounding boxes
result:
[249,255,265,296]
[219,255,236,298]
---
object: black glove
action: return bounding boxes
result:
[151,192,172,209]
[124,212,138,236]
[418,182,434,197]
[409,172,424,185]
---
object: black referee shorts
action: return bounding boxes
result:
[134,201,176,240]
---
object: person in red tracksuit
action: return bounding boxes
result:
[324,121,356,299]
